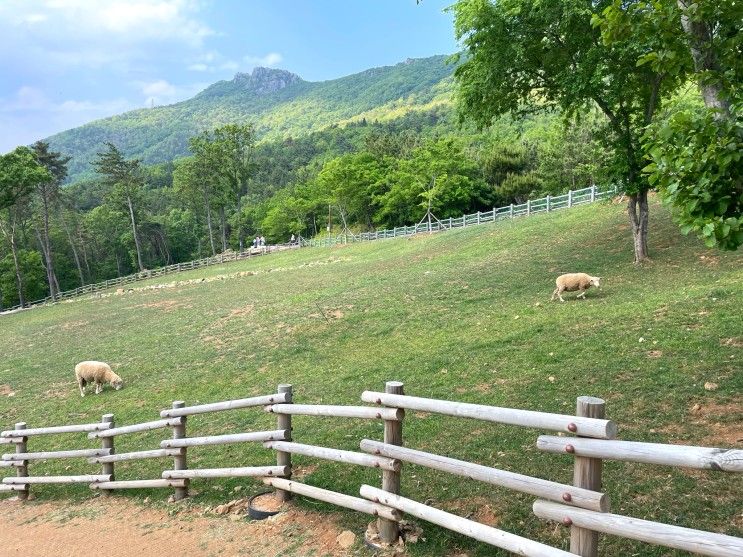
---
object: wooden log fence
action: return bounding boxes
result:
[264,403,402,421]
[6,186,617,313]
[533,500,743,557]
[361,485,573,557]
[163,466,287,479]
[359,439,608,512]
[361,390,617,439]
[161,393,289,418]
[1,380,740,557]
[537,435,743,473]
[2,448,111,461]
[161,430,288,449]
[264,441,401,472]
[264,478,402,522]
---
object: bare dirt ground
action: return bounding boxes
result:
[0,496,367,557]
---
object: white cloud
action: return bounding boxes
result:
[186,50,240,73]
[141,79,177,98]
[244,52,283,67]
[0,0,214,71]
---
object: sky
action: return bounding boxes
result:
[0,0,459,153]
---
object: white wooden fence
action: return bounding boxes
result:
[3,184,616,314]
[2,380,741,557]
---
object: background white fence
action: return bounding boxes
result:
[4,184,617,313]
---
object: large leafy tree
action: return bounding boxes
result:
[451,0,686,262]
[0,146,52,307]
[211,124,258,250]
[597,0,742,250]
[93,142,146,271]
[30,141,70,300]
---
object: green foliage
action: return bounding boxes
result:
[0,250,46,308]
[0,146,52,210]
[47,56,457,183]
[644,102,743,249]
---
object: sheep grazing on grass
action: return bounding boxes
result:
[551,273,601,302]
[75,361,123,397]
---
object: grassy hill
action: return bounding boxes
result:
[0,199,741,556]
[45,55,456,181]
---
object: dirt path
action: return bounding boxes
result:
[0,496,365,557]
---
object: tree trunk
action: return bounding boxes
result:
[34,227,54,299]
[628,190,650,263]
[203,187,216,256]
[63,218,85,286]
[220,206,227,252]
[126,195,145,271]
[678,1,731,118]
[6,211,25,307]
[39,193,59,300]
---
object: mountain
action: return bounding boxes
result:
[46,55,457,181]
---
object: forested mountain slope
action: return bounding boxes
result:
[46,56,456,181]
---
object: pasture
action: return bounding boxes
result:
[0,198,741,556]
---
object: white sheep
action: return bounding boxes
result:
[551,273,601,302]
[75,361,123,397]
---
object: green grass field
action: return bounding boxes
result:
[1,198,741,556]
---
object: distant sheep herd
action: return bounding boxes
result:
[70,272,600,395]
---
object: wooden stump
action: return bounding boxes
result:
[378,381,404,544]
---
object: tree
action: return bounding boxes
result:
[31,141,70,300]
[451,0,686,262]
[211,124,258,250]
[0,146,52,307]
[175,148,218,256]
[596,0,742,250]
[93,143,146,271]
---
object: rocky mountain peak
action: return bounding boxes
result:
[232,67,303,95]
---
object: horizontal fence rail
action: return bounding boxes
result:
[360,439,608,512]
[1,423,111,437]
[4,185,616,314]
[161,393,290,418]
[537,436,743,472]
[361,391,617,439]
[162,466,287,480]
[91,479,187,490]
[160,430,288,449]
[3,448,111,461]
[533,500,743,557]
[361,485,573,557]
[265,441,401,472]
[1,378,740,557]
[88,418,183,439]
[264,403,403,421]
[89,449,184,464]
[264,478,401,522]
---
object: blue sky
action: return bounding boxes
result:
[0,1,459,153]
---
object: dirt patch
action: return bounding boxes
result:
[721,337,743,348]
[0,384,15,397]
[0,496,361,557]
[449,497,501,528]
[646,350,663,359]
[60,320,89,331]
[131,300,191,312]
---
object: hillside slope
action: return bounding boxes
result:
[45,55,455,180]
[0,200,740,556]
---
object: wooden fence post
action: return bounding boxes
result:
[171,401,188,501]
[100,414,114,497]
[510,204,514,218]
[275,384,293,502]
[378,381,404,544]
[15,422,28,501]
[570,396,605,556]
[476,211,481,225]
[590,185,596,202]
[568,190,573,208]
[527,199,531,216]
[546,195,551,212]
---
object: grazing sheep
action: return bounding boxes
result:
[551,273,601,302]
[75,361,123,397]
